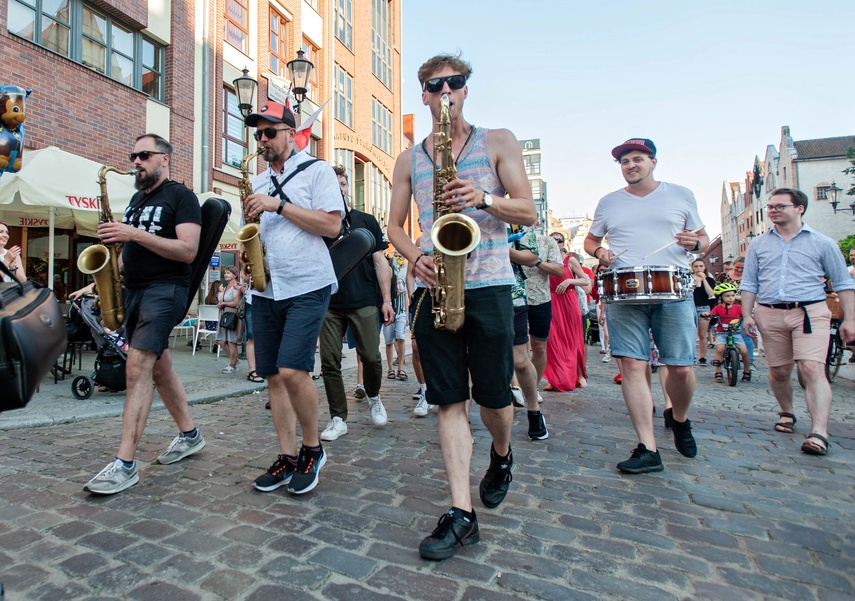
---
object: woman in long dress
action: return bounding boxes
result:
[543,239,592,391]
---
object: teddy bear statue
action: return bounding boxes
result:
[0,85,33,176]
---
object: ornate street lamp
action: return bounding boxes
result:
[828,182,855,215]
[287,50,314,114]
[232,67,258,119]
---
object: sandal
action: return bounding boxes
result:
[714,372,723,383]
[247,370,265,383]
[387,370,396,379]
[741,372,751,382]
[221,365,237,374]
[801,433,829,456]
[773,412,796,434]
[397,370,408,381]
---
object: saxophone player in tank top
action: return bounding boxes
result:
[387,53,537,561]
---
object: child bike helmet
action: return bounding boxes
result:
[713,283,738,296]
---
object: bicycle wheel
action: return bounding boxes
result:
[826,332,843,382]
[726,348,740,387]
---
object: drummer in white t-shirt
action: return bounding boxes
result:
[584,138,709,475]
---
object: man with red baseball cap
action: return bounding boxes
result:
[242,100,345,496]
[585,137,709,475]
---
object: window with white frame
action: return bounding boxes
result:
[269,9,289,78]
[334,0,353,50]
[368,164,391,227]
[8,0,164,100]
[334,65,353,128]
[225,0,249,54]
[371,0,392,88]
[222,87,248,168]
[372,98,392,155]
[335,149,354,190]
[816,185,829,201]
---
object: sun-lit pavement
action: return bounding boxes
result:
[0,341,853,600]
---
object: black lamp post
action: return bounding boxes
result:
[827,182,855,215]
[232,67,258,119]
[287,50,314,114]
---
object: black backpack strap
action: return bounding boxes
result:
[268,158,324,204]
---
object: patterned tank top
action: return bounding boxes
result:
[412,127,514,289]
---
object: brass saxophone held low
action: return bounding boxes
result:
[430,94,481,332]
[77,165,137,331]
[236,148,269,292]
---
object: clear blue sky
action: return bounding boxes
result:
[401,0,855,238]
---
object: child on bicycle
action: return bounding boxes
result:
[702,283,752,383]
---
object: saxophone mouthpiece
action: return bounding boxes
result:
[127,169,139,176]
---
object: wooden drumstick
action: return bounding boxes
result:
[641,228,703,261]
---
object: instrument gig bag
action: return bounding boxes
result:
[0,262,67,411]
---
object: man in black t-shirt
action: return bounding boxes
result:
[318,166,393,441]
[84,134,205,496]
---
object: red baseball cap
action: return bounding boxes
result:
[611,138,657,160]
[245,101,296,128]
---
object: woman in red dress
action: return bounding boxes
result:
[543,236,592,391]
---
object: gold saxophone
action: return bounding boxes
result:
[77,165,137,331]
[430,94,481,332]
[236,148,269,292]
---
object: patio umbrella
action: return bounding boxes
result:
[0,146,137,283]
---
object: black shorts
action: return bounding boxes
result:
[413,285,513,409]
[527,301,552,341]
[124,283,189,358]
[513,305,529,346]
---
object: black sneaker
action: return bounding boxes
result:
[527,411,549,440]
[616,443,664,474]
[668,411,697,457]
[253,455,296,492]
[287,445,327,495]
[697,358,707,365]
[418,507,480,560]
[479,445,513,508]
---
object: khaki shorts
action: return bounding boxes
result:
[755,302,831,367]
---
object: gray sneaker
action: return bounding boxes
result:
[157,431,206,465]
[84,459,139,495]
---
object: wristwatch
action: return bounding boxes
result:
[535,258,542,267]
[479,192,494,210]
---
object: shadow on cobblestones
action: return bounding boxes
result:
[1,346,853,600]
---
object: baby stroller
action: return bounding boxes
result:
[70,296,127,400]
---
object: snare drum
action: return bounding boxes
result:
[598,266,692,304]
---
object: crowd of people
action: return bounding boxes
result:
[35,53,853,564]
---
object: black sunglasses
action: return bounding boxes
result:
[253,127,292,142]
[423,74,467,94]
[552,237,565,244]
[129,151,166,162]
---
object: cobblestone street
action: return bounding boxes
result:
[1,344,853,600]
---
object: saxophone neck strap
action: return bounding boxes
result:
[420,125,476,167]
[268,158,325,208]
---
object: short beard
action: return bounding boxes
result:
[262,146,283,164]
[135,167,161,191]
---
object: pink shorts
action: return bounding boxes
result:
[755,302,831,367]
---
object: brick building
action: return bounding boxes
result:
[1,0,404,292]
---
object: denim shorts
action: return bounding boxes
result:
[413,285,513,409]
[244,303,253,340]
[383,312,407,344]
[715,331,746,347]
[252,286,331,375]
[124,283,189,358]
[607,298,696,366]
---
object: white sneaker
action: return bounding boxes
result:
[536,392,543,404]
[510,386,525,408]
[602,354,612,363]
[320,416,348,441]
[368,396,388,426]
[413,395,429,417]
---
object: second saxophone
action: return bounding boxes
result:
[236,148,269,292]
